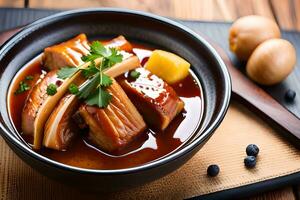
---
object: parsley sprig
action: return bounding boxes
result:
[57,41,123,108]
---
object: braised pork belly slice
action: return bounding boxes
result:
[43,34,133,71]
[43,33,90,70]
[103,35,133,53]
[118,67,184,130]
[23,58,100,149]
[43,94,80,150]
[42,56,140,151]
[23,35,137,149]
[22,70,62,135]
[78,79,146,152]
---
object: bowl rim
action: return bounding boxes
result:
[0,8,231,174]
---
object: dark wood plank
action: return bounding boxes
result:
[246,187,295,200]
[185,21,300,120]
[206,34,300,149]
[295,185,300,199]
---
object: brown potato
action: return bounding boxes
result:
[246,39,296,85]
[229,15,281,60]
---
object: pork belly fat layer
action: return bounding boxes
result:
[79,79,146,152]
[22,70,61,135]
[36,36,135,150]
[42,33,90,70]
[119,68,184,130]
[103,35,133,53]
[43,94,80,150]
[42,34,133,71]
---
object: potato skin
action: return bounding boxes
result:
[229,15,281,60]
[246,39,296,85]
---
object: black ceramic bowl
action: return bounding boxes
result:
[0,8,231,190]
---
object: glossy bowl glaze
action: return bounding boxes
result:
[0,8,231,191]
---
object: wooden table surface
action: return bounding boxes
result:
[0,0,299,199]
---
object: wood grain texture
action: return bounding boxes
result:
[270,0,298,30]
[0,0,299,31]
[0,0,23,7]
[213,45,300,147]
[190,25,300,145]
[0,0,299,200]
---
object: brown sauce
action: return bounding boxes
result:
[8,43,203,170]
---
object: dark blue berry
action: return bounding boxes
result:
[207,164,220,177]
[246,144,259,157]
[244,156,256,168]
[285,89,296,102]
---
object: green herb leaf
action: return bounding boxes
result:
[90,41,110,57]
[108,48,123,66]
[46,83,57,96]
[130,70,141,79]
[100,73,113,87]
[14,81,30,95]
[82,60,99,78]
[82,42,123,68]
[77,73,100,99]
[68,83,79,94]
[25,75,34,80]
[81,54,101,62]
[56,40,124,108]
[85,87,112,108]
[57,67,79,79]
[77,72,112,108]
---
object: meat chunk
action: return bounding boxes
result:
[103,35,133,53]
[43,95,80,150]
[42,56,140,150]
[78,79,146,152]
[22,70,62,135]
[42,33,90,70]
[42,34,133,71]
[118,67,184,130]
[22,34,137,149]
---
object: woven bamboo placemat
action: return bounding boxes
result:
[1,101,300,199]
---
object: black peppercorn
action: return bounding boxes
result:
[285,89,296,102]
[244,156,256,168]
[246,144,259,157]
[207,164,220,177]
